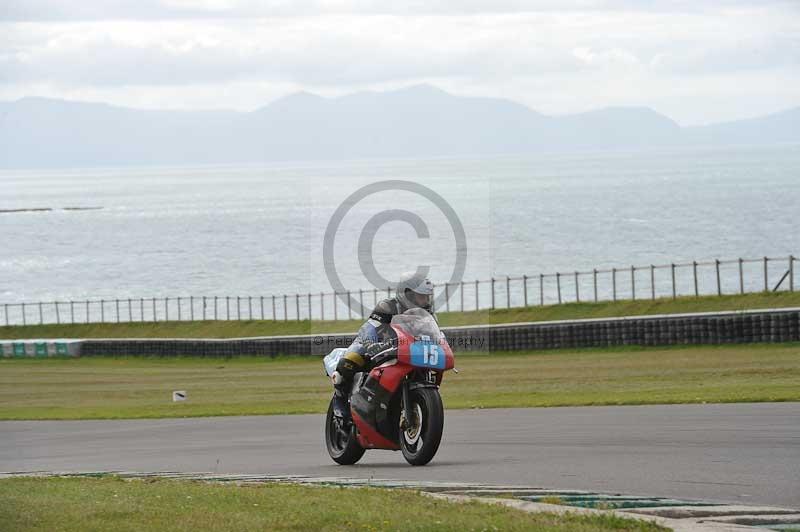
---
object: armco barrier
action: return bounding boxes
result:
[64,307,800,357]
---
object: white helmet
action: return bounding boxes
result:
[396,271,434,311]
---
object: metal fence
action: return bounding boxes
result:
[1,255,796,327]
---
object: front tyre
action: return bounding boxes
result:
[324,398,365,465]
[400,387,444,466]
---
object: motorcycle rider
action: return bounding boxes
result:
[330,271,435,420]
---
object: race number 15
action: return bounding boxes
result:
[423,344,439,366]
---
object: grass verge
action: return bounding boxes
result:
[1,291,798,340]
[0,476,668,532]
[0,343,797,420]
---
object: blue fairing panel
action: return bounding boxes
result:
[409,341,447,370]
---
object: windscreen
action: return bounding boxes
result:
[390,308,444,342]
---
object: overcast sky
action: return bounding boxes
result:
[1,0,798,125]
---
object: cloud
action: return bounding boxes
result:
[0,1,798,124]
[4,7,796,87]
[3,0,797,21]
[0,16,589,87]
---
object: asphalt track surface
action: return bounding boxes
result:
[2,403,798,508]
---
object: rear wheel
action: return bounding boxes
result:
[400,387,444,466]
[324,398,365,465]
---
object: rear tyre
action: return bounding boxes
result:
[324,398,365,465]
[400,387,444,466]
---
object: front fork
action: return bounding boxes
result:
[400,378,413,430]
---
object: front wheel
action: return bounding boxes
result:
[324,398,365,465]
[400,386,444,466]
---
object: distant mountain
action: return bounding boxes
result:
[684,107,800,146]
[0,84,797,168]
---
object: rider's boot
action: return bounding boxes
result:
[331,386,351,421]
[331,351,365,422]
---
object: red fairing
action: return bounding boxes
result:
[442,341,455,370]
[393,324,415,366]
[393,323,455,371]
[352,411,400,450]
[370,363,412,394]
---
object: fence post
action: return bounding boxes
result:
[523,275,528,307]
[55,301,60,324]
[226,296,230,320]
[165,298,170,321]
[359,289,365,318]
[100,299,105,323]
[283,295,288,321]
[556,273,562,304]
[574,271,580,303]
[739,258,744,294]
[790,255,795,292]
[671,264,676,299]
[260,296,264,320]
[763,256,768,292]
[539,274,544,305]
[320,293,324,320]
[152,297,156,322]
[693,261,699,296]
[127,299,132,322]
[444,283,450,312]
[506,276,511,308]
[86,300,90,323]
[139,298,144,322]
[214,296,219,320]
[236,296,241,320]
[650,265,655,300]
[333,293,338,321]
[39,302,43,324]
[249,296,253,320]
[189,296,194,321]
[612,268,617,301]
[177,297,182,321]
[307,293,312,320]
[22,303,26,326]
[295,294,300,320]
[630,266,636,300]
[460,281,465,311]
[715,259,722,296]
[593,269,598,302]
[490,278,496,309]
[71,301,75,324]
[346,291,352,320]
[475,280,480,310]
[116,299,120,323]
[3,303,7,326]
[272,295,276,320]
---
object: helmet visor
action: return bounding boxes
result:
[407,290,432,308]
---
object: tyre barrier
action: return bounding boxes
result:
[442,308,800,352]
[0,339,82,358]
[5,307,794,358]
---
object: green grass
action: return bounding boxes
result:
[1,291,799,340]
[0,476,667,532]
[1,343,797,420]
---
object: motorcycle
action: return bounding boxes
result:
[323,307,455,466]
